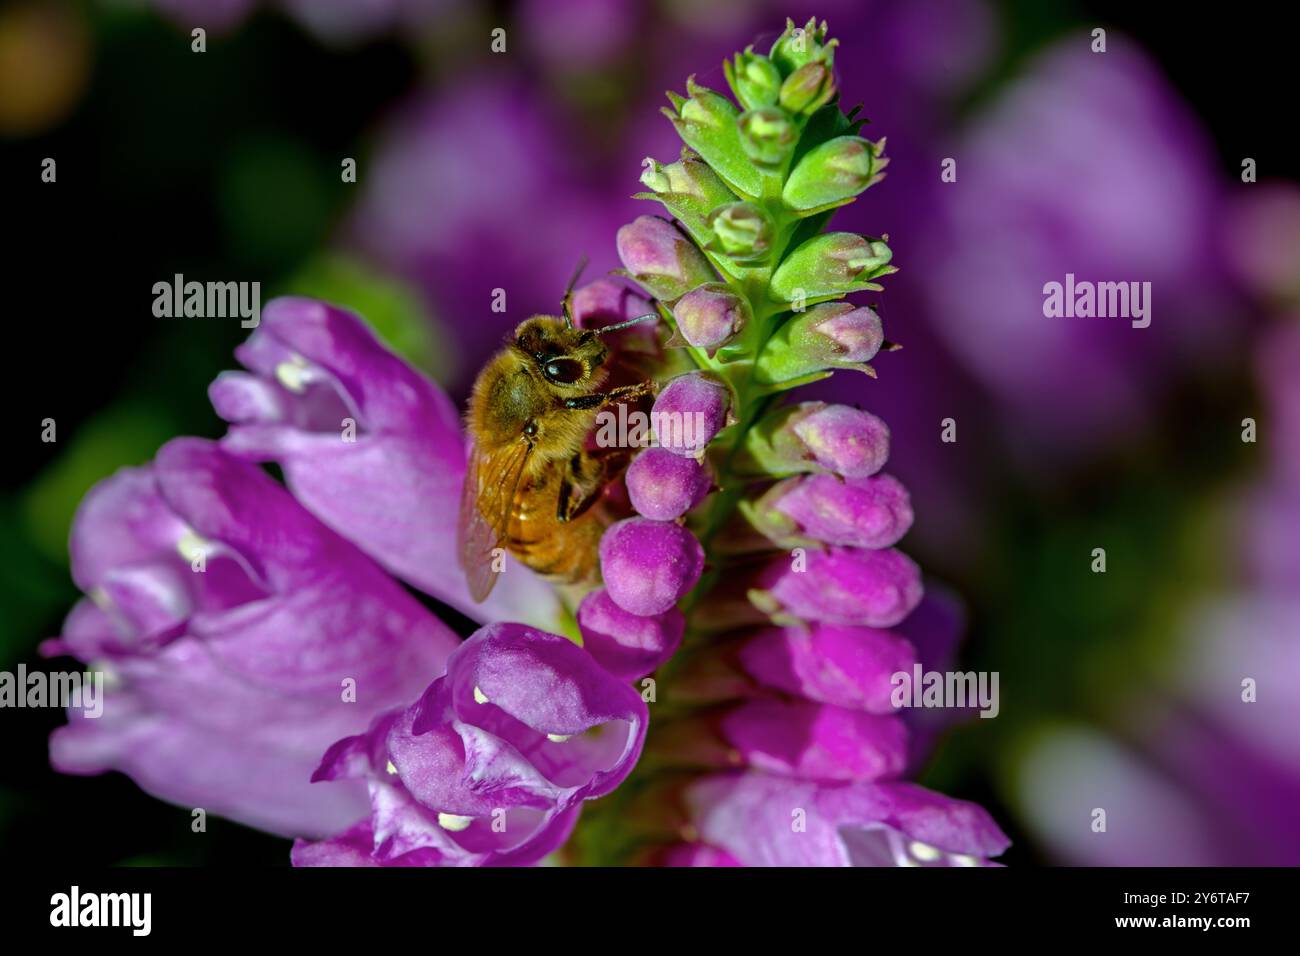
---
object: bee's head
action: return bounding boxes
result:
[512,316,607,387]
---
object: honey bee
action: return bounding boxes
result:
[458,305,658,602]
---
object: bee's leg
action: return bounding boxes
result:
[561,380,657,410]
[557,449,623,522]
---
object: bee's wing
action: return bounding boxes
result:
[457,439,532,603]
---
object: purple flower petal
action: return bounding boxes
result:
[659,843,743,866]
[48,438,459,839]
[296,623,647,865]
[213,296,560,629]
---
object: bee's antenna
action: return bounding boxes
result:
[593,312,660,335]
[562,256,589,329]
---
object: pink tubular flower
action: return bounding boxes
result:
[45,437,460,838]
[293,623,647,866]
[758,473,914,549]
[752,547,924,628]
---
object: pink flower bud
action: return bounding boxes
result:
[764,473,913,548]
[811,304,884,361]
[737,623,918,712]
[745,402,890,478]
[577,587,685,681]
[627,448,712,520]
[755,303,885,385]
[794,405,890,477]
[720,698,908,780]
[652,371,732,457]
[600,517,705,616]
[616,215,716,301]
[673,284,750,354]
[753,546,922,627]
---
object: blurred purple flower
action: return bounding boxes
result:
[153,0,254,34]
[1014,320,1300,865]
[518,0,638,72]
[920,36,1231,454]
[1226,183,1300,304]
[347,80,626,392]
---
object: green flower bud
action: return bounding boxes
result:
[769,233,894,302]
[738,106,797,169]
[708,201,774,261]
[638,164,672,195]
[783,136,884,213]
[737,477,803,542]
[755,302,885,385]
[663,78,761,198]
[778,61,835,115]
[637,150,739,246]
[769,17,837,76]
[725,49,782,110]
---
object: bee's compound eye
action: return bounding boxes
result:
[543,358,584,384]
